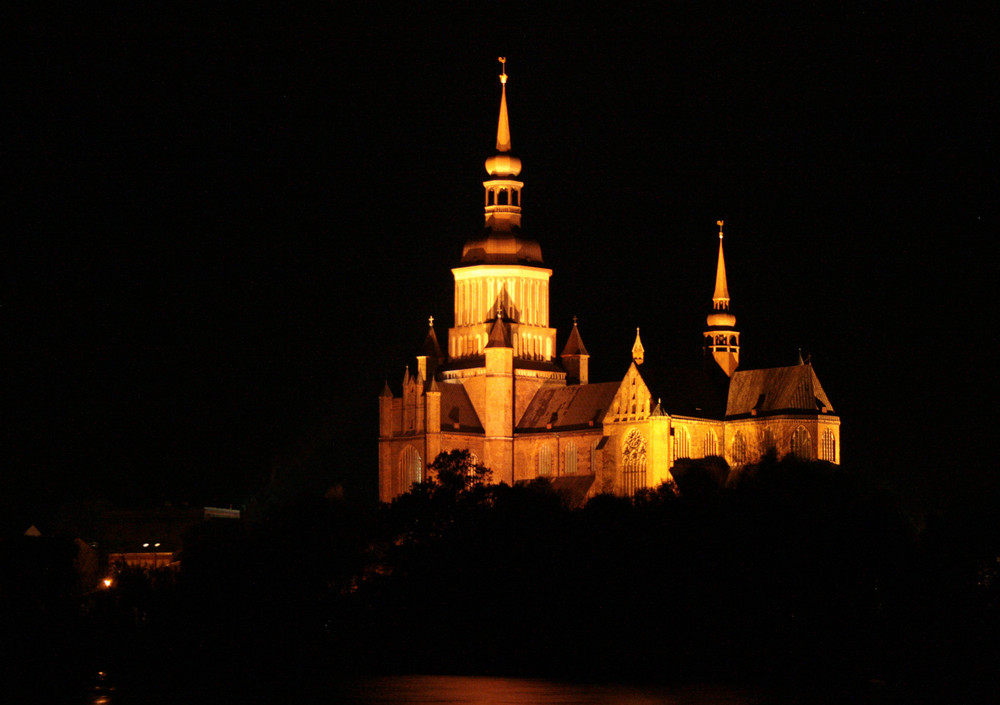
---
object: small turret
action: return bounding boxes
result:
[560,316,590,384]
[632,327,645,366]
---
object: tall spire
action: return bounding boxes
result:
[713,220,730,308]
[704,220,739,376]
[496,57,511,153]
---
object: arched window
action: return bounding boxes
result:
[791,426,812,459]
[673,427,690,461]
[703,430,719,457]
[622,429,646,496]
[762,428,777,454]
[732,431,748,466]
[821,429,837,462]
[538,444,553,477]
[565,442,578,475]
[399,446,422,492]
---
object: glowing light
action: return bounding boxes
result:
[103,578,112,588]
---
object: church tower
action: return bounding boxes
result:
[704,220,740,376]
[447,58,556,368]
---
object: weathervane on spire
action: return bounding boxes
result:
[499,57,507,85]
[717,220,724,240]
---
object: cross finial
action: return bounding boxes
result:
[572,315,578,326]
[428,315,434,328]
[717,220,724,240]
[499,56,507,85]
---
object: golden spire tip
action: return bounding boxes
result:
[499,56,507,84]
[717,220,724,239]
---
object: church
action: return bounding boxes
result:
[378,60,840,503]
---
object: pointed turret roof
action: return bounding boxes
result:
[422,316,444,362]
[561,317,589,356]
[713,220,730,306]
[496,58,511,153]
[632,327,645,365]
[486,316,512,348]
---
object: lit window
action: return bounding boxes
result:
[821,429,836,462]
[538,444,553,477]
[732,431,748,465]
[399,446,422,491]
[703,430,719,457]
[762,428,776,455]
[791,426,812,460]
[565,442,578,475]
[622,429,646,496]
[674,427,690,461]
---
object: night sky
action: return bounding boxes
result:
[8,7,996,515]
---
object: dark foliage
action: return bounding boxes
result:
[11,452,999,700]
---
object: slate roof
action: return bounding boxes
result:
[439,382,484,432]
[516,382,619,432]
[726,364,835,419]
[637,360,730,419]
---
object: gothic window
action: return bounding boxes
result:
[703,430,719,457]
[622,429,646,497]
[762,428,777,454]
[674,427,690,461]
[538,444,553,477]
[399,446,422,492]
[732,431,748,466]
[565,442,578,475]
[821,429,837,462]
[791,426,813,459]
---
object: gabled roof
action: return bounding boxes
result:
[726,364,836,418]
[637,360,730,419]
[438,382,484,433]
[516,382,619,432]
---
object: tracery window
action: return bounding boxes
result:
[821,429,836,462]
[674,427,690,461]
[762,428,777,455]
[791,426,813,460]
[732,431,748,466]
[538,444,553,477]
[622,429,646,496]
[703,430,719,457]
[399,446,422,492]
[564,442,578,475]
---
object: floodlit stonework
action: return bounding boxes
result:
[378,60,840,503]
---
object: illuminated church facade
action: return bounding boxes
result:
[378,61,840,503]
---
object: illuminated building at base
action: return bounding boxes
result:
[378,60,840,502]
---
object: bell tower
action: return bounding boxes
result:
[704,220,740,376]
[448,58,556,365]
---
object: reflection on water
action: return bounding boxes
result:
[332,676,754,705]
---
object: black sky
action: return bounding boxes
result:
[8,7,997,514]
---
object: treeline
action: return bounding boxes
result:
[3,452,998,699]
